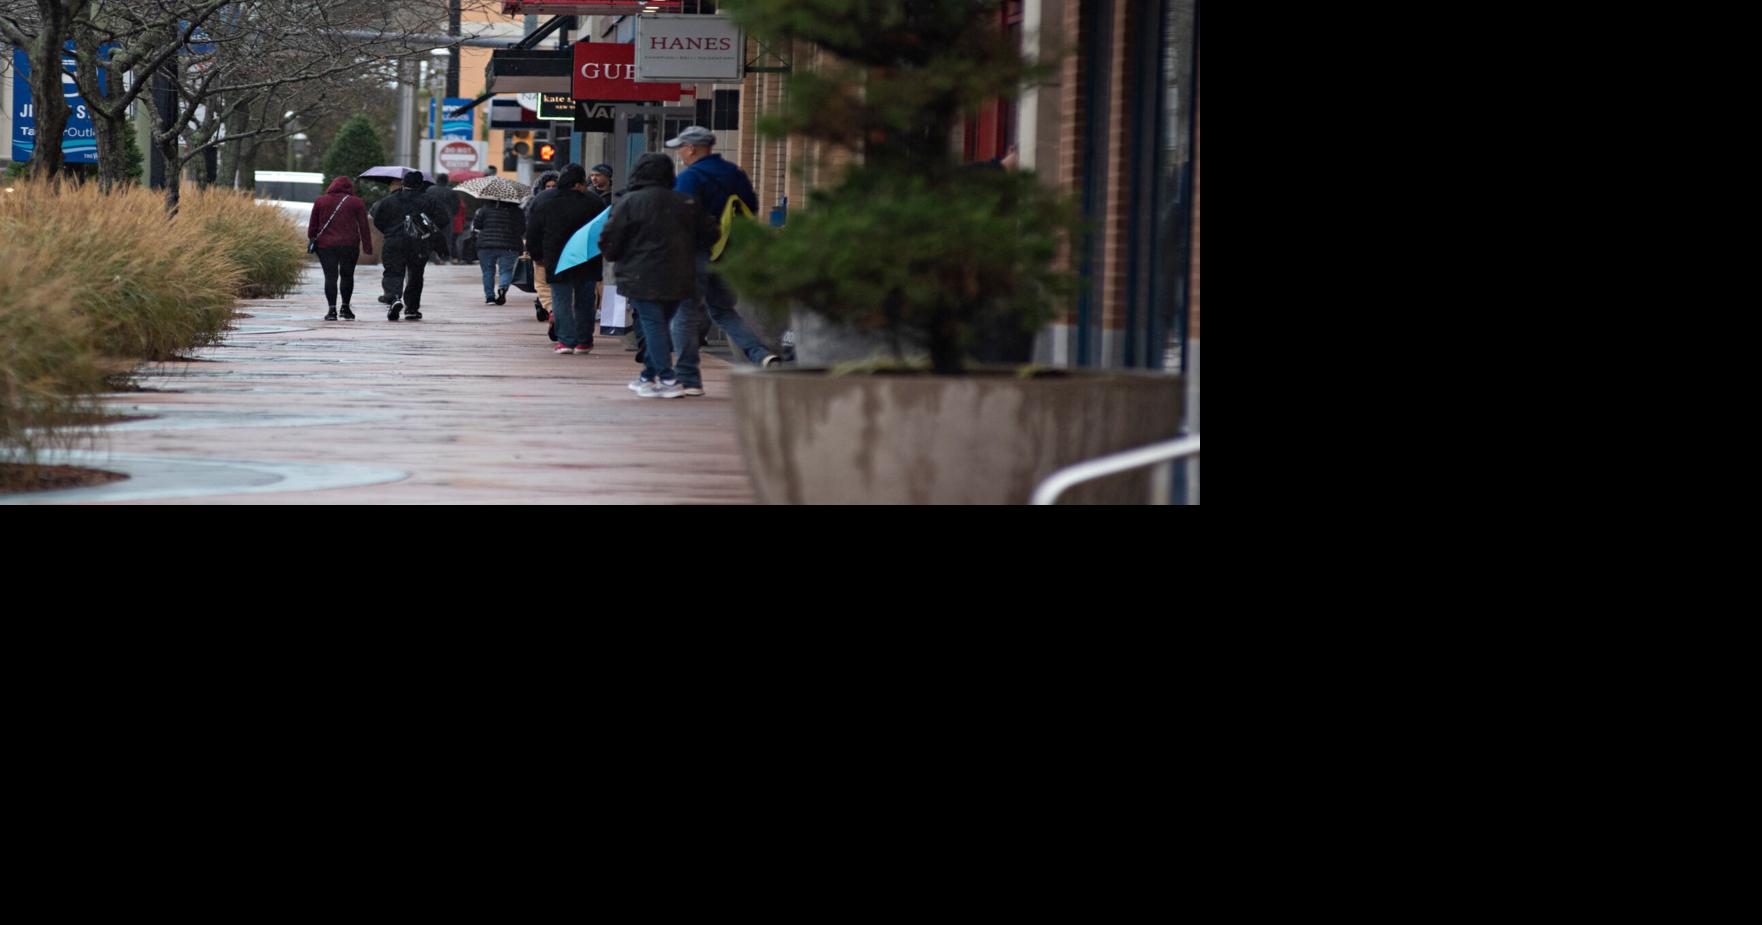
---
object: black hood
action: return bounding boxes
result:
[534,169,561,192]
[628,153,676,191]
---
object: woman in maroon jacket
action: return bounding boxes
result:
[308,176,375,320]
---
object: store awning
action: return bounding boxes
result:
[502,2,682,14]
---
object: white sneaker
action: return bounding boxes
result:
[637,379,684,399]
[628,376,651,392]
[761,354,780,368]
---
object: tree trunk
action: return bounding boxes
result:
[69,21,126,191]
[26,27,73,181]
[159,136,181,216]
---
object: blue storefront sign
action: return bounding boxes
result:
[429,97,474,140]
[11,44,111,163]
[443,97,474,139]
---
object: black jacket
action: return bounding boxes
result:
[599,154,719,301]
[472,201,526,253]
[425,183,461,221]
[371,188,452,252]
[526,187,606,283]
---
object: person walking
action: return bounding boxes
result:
[370,170,450,322]
[599,153,719,398]
[472,197,525,305]
[526,164,607,355]
[524,170,560,322]
[589,163,617,207]
[665,126,779,396]
[308,175,374,321]
[425,172,465,264]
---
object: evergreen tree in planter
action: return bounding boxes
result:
[320,114,390,208]
[716,1,1181,504]
[718,0,1077,375]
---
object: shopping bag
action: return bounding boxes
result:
[599,284,631,335]
[511,255,536,293]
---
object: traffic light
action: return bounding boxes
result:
[508,130,532,157]
[536,143,557,166]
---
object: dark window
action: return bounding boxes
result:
[714,90,740,130]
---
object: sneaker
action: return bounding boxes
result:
[637,379,684,399]
[680,386,705,397]
[485,298,497,305]
[324,308,338,321]
[388,300,403,321]
[339,306,355,320]
[496,286,508,305]
[761,354,780,368]
[378,294,393,304]
[535,302,549,322]
[573,346,594,355]
[403,310,422,322]
[554,344,573,354]
[628,376,652,392]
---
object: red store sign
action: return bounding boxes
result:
[573,43,684,103]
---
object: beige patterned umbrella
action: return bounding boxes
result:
[455,176,532,204]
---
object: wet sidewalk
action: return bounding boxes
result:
[7,263,756,504]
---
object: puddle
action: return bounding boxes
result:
[0,451,408,504]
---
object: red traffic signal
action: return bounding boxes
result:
[537,143,557,163]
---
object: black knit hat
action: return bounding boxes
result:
[557,164,588,190]
[590,163,613,178]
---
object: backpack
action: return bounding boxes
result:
[711,192,757,262]
[403,211,441,242]
[697,172,759,262]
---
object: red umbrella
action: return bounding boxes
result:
[447,169,488,183]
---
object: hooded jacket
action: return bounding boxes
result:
[599,153,720,301]
[526,166,607,283]
[524,170,561,220]
[308,176,374,254]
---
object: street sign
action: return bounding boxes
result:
[431,139,489,174]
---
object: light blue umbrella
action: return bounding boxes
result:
[556,206,612,275]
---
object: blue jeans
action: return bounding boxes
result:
[633,299,684,383]
[550,274,595,349]
[671,250,771,388]
[479,249,518,299]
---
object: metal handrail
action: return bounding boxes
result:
[1030,436,1201,505]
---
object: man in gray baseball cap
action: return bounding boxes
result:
[662,126,778,396]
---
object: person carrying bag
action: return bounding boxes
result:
[308,175,374,321]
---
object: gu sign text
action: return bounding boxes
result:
[573,43,682,102]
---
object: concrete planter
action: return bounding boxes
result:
[731,367,1183,504]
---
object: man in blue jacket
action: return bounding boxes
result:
[665,126,779,397]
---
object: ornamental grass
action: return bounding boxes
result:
[180,186,308,298]
[0,180,297,474]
